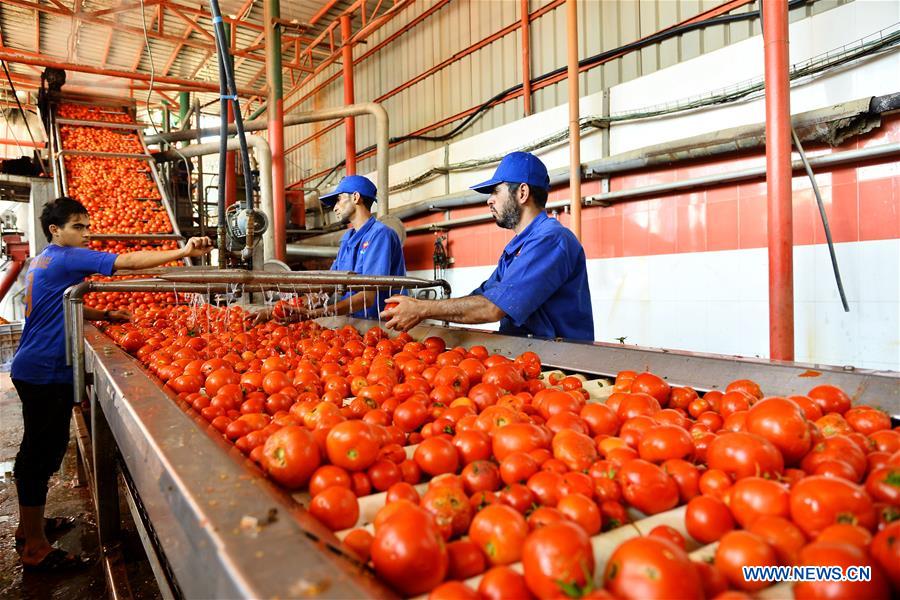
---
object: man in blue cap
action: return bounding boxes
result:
[382,151,594,341]
[259,174,406,322]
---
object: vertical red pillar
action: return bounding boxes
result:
[266,0,287,262]
[763,0,794,361]
[341,15,357,174]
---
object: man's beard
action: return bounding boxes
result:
[493,200,521,230]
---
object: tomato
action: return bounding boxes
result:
[205,368,239,396]
[728,476,790,528]
[706,431,784,480]
[661,458,700,503]
[744,396,812,464]
[604,536,702,600]
[446,538,486,580]
[865,466,900,505]
[616,393,662,421]
[871,521,900,590]
[638,424,694,463]
[309,465,352,497]
[499,452,540,485]
[648,525,686,550]
[428,581,480,600]
[342,528,373,562]
[746,515,807,566]
[309,486,359,531]
[556,493,602,535]
[468,504,528,565]
[479,566,533,600]
[726,379,763,399]
[617,459,679,515]
[460,460,501,494]
[367,459,402,492]
[499,483,536,515]
[795,541,891,599]
[580,403,619,436]
[807,384,852,415]
[370,504,448,596]
[492,423,549,461]
[816,523,873,549]
[326,421,380,471]
[629,372,671,405]
[523,520,594,600]
[415,436,460,476]
[685,495,735,544]
[482,364,525,395]
[551,429,598,471]
[714,530,777,591]
[261,426,320,489]
[790,475,877,537]
[846,406,891,435]
[421,484,473,540]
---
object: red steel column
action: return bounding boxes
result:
[566,0,581,241]
[520,0,532,116]
[341,15,357,174]
[763,0,794,360]
[266,0,287,261]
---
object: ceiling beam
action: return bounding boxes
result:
[89,0,164,19]
[0,46,262,95]
[99,28,114,68]
[168,5,215,42]
[309,0,342,26]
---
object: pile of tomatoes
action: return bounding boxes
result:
[60,125,143,154]
[64,156,171,234]
[96,302,900,599]
[57,103,133,124]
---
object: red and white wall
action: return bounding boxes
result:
[377,0,899,371]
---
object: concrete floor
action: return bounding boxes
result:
[0,373,161,599]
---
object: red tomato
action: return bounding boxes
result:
[685,495,735,544]
[446,539,486,580]
[617,459,679,515]
[728,476,790,528]
[871,521,900,590]
[261,426,320,489]
[468,504,528,566]
[370,504,448,596]
[807,384,852,415]
[421,484,473,540]
[795,541,891,599]
[706,431,784,480]
[746,515,807,566]
[522,520,595,600]
[326,421,380,472]
[714,531,778,592]
[604,536,703,600]
[309,486,359,531]
[744,396,812,464]
[789,475,877,537]
[415,436,460,476]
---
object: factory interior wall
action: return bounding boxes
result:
[397,0,899,371]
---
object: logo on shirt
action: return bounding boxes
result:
[362,241,370,249]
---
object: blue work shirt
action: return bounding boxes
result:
[12,244,118,385]
[471,212,594,341]
[331,217,406,319]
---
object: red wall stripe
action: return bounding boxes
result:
[403,115,900,272]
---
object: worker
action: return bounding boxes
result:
[11,196,213,572]
[256,175,406,323]
[382,151,594,341]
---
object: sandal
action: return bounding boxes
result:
[14,516,78,546]
[22,548,90,573]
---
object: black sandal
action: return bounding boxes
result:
[14,516,78,546]
[22,548,90,573]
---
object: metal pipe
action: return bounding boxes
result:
[763,0,794,361]
[404,142,900,233]
[520,0,532,116]
[566,0,582,241]
[341,15,357,175]
[0,260,24,303]
[155,136,274,262]
[217,23,229,267]
[194,96,206,241]
[389,94,887,222]
[146,103,390,216]
[266,0,287,263]
[285,244,340,258]
[155,270,451,296]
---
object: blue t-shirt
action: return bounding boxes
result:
[331,217,406,319]
[11,244,118,385]
[471,212,594,341]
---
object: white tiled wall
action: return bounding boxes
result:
[413,239,900,371]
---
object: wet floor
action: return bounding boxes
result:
[0,373,161,600]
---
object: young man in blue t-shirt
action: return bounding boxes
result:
[11,196,212,571]
[382,152,594,341]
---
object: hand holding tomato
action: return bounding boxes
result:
[381,294,428,332]
[107,309,132,323]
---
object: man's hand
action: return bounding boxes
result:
[181,236,215,258]
[248,303,309,326]
[107,309,132,323]
[381,295,428,331]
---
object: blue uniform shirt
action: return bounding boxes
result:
[471,212,594,341]
[331,217,406,319]
[12,244,118,385]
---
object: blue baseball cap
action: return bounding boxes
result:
[470,151,550,194]
[319,175,378,208]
